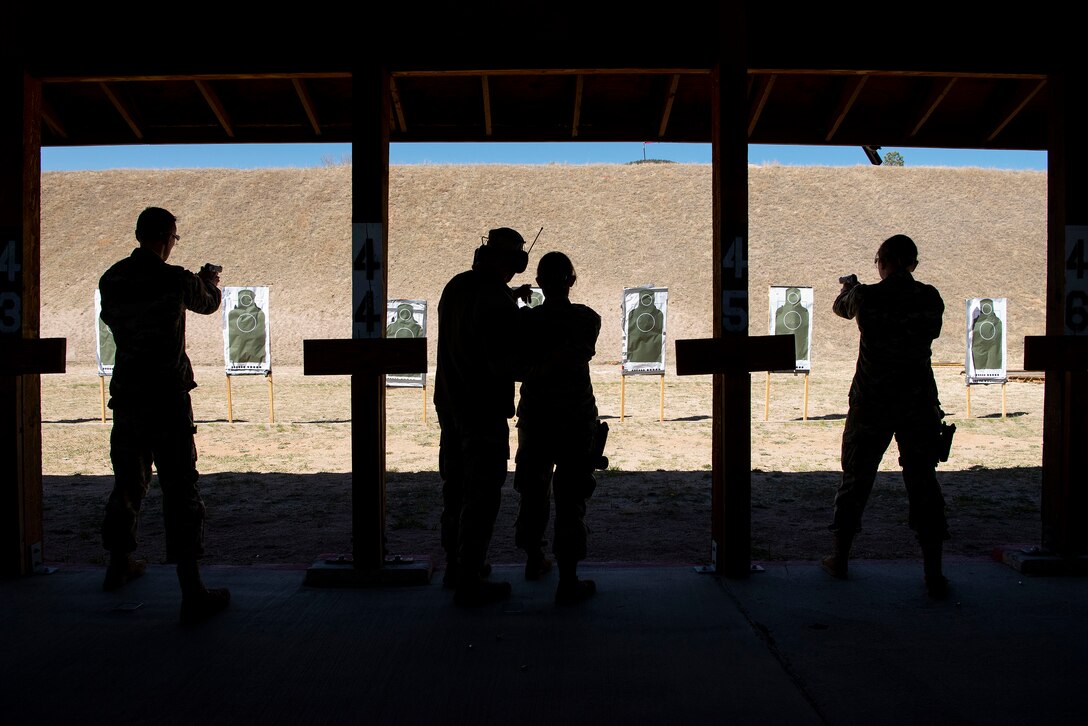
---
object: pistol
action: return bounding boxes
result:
[838,273,858,285]
[937,421,956,463]
[589,420,609,470]
[203,263,223,274]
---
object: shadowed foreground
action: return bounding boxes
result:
[3,559,1085,725]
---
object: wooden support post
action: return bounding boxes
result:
[267,372,275,424]
[421,385,427,424]
[966,384,972,417]
[0,67,59,578]
[1020,335,1088,566]
[225,375,233,423]
[0,339,66,576]
[1001,382,1007,419]
[303,337,429,584]
[675,335,794,577]
[99,376,107,423]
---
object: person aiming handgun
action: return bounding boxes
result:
[823,234,953,599]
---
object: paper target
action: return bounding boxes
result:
[222,286,271,375]
[769,285,813,372]
[386,299,427,388]
[517,287,545,309]
[965,297,1007,384]
[93,289,116,376]
[621,286,668,375]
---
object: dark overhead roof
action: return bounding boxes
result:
[10,5,1065,153]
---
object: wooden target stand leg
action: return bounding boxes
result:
[225,375,233,423]
[99,375,107,423]
[302,337,430,586]
[660,373,665,422]
[619,368,625,422]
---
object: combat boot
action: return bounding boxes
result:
[102,554,147,591]
[922,539,949,599]
[820,533,853,579]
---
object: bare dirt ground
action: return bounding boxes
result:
[40,364,1045,570]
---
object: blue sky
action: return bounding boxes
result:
[40,142,1047,171]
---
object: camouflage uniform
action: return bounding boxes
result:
[831,270,950,544]
[513,299,601,563]
[434,268,521,582]
[99,247,222,563]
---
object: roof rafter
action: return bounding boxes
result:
[194,79,234,138]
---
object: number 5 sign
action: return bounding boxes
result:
[1067,226,1088,336]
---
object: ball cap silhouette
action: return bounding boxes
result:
[486,227,526,251]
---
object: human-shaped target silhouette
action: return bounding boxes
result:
[387,302,423,338]
[226,288,268,366]
[98,316,117,368]
[626,290,665,364]
[969,297,1004,372]
[386,299,427,387]
[516,287,545,309]
[93,290,116,375]
[773,286,811,366]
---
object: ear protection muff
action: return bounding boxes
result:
[475,244,528,273]
[511,248,528,274]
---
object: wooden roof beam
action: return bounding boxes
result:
[194,80,235,139]
[747,73,776,139]
[571,74,583,138]
[40,98,68,139]
[908,77,956,139]
[99,82,143,140]
[481,75,492,137]
[389,76,407,133]
[657,74,680,138]
[292,78,322,137]
[824,75,867,142]
[987,78,1046,143]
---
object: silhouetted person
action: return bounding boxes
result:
[434,227,529,606]
[823,234,951,598]
[513,252,601,605]
[98,207,231,624]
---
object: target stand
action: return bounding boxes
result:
[763,369,809,421]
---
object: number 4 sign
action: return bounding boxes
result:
[1067,226,1088,335]
[0,237,22,335]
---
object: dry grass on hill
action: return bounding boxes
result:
[41,163,1046,372]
